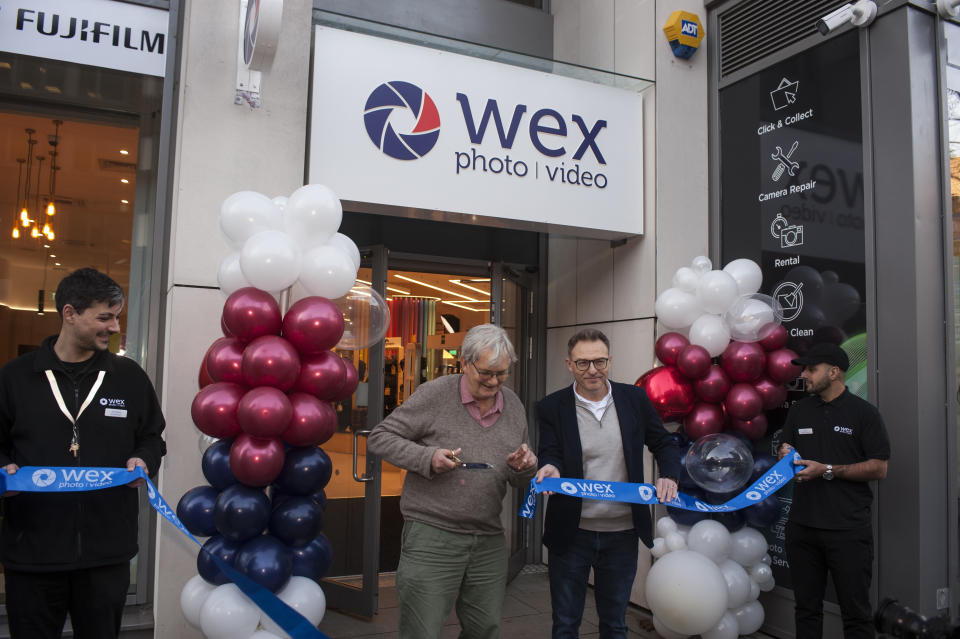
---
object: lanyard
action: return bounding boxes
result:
[45,369,105,424]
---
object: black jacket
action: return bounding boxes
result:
[0,336,166,571]
[537,381,682,553]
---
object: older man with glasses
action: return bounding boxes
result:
[536,328,682,639]
[368,323,537,639]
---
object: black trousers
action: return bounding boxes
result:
[785,521,874,639]
[5,563,130,639]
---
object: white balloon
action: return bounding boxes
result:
[646,550,728,635]
[688,314,731,358]
[180,574,216,629]
[299,245,357,299]
[240,230,301,292]
[718,559,752,609]
[665,531,687,552]
[672,267,700,293]
[200,583,260,639]
[284,184,343,250]
[218,253,252,296]
[696,270,740,315]
[702,611,739,639]
[260,577,327,638]
[723,258,763,295]
[220,191,282,248]
[691,255,713,275]
[687,520,732,564]
[249,632,285,639]
[749,579,761,600]
[758,576,776,592]
[749,562,773,583]
[653,615,690,639]
[656,516,679,538]
[272,196,289,211]
[655,287,702,329]
[761,553,772,565]
[326,232,361,271]
[733,600,765,635]
[651,537,668,558]
[730,527,768,567]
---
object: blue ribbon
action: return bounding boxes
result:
[1,466,330,639]
[520,449,801,519]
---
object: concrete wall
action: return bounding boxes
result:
[152,1,314,636]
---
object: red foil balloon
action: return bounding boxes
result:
[222,287,282,344]
[283,393,337,447]
[725,383,763,421]
[654,332,690,367]
[682,402,725,440]
[694,365,731,403]
[758,324,788,351]
[720,341,767,383]
[230,434,286,487]
[282,297,346,355]
[635,366,694,421]
[753,376,788,411]
[332,359,360,402]
[728,413,769,441]
[205,337,245,385]
[294,351,347,400]
[676,344,712,380]
[238,387,293,438]
[191,382,245,438]
[767,348,802,384]
[242,335,301,391]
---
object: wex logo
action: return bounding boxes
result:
[32,468,56,488]
[560,481,578,495]
[520,484,537,518]
[834,425,854,435]
[56,468,118,489]
[680,20,699,37]
[748,469,787,499]
[637,485,655,502]
[99,397,125,407]
[364,81,441,160]
[571,481,615,498]
[694,500,733,512]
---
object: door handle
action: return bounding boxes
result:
[353,429,374,482]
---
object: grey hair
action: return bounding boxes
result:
[461,324,517,365]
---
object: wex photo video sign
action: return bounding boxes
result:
[309,26,645,237]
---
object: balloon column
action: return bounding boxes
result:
[179,186,389,638]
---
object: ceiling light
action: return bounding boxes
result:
[55,262,61,266]
[442,300,488,313]
[49,254,56,258]
[44,85,61,94]
[393,274,479,301]
[43,244,50,248]
[121,199,129,204]
[386,286,410,295]
[19,81,32,90]
[121,178,129,184]
[119,149,129,155]
[450,279,490,296]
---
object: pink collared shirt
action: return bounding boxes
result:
[460,375,504,427]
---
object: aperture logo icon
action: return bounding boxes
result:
[32,468,56,488]
[364,81,440,160]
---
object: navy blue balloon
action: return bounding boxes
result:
[750,453,778,481]
[269,497,323,547]
[197,534,242,585]
[214,484,271,541]
[176,485,219,537]
[273,446,333,496]
[202,438,238,491]
[312,488,327,511]
[236,534,293,592]
[291,534,333,581]
[711,509,746,532]
[744,495,781,528]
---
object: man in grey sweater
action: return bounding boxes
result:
[368,324,537,639]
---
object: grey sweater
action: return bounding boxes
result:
[367,374,534,535]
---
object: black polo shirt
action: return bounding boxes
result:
[781,388,890,530]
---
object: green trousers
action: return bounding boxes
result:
[397,520,508,639]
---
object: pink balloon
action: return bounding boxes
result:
[728,413,769,441]
[198,360,214,390]
[282,297,346,355]
[676,344,712,380]
[241,335,301,391]
[229,434,285,487]
[221,315,234,338]
[191,382,245,438]
[238,387,293,438]
[283,393,337,447]
[725,383,763,421]
[682,403,725,440]
[332,359,359,402]
[767,348,802,384]
[655,332,690,367]
[293,351,347,399]
[720,341,767,383]
[694,365,731,403]
[205,337,245,385]
[753,376,788,411]
[222,287,282,344]
[635,366,695,421]
[758,324,788,351]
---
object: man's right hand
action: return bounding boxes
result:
[777,444,792,460]
[535,464,560,495]
[431,448,462,474]
[2,463,19,497]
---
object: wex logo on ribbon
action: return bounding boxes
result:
[50,468,119,490]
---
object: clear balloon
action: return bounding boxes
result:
[655,287,701,330]
[283,184,343,251]
[240,230,301,293]
[326,232,361,271]
[722,259,763,296]
[724,294,783,343]
[199,583,261,639]
[645,550,728,635]
[687,519,732,563]
[672,266,700,293]
[688,314,731,358]
[299,245,357,299]
[685,433,754,493]
[218,253,252,297]
[697,270,740,316]
[691,255,713,275]
[180,574,216,629]
[219,191,282,249]
[260,576,328,638]
[333,285,392,350]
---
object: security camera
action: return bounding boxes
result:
[816,0,877,35]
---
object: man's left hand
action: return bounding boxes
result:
[793,457,825,482]
[655,477,678,503]
[126,457,148,487]
[506,443,537,472]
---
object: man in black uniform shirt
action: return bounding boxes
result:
[0,268,166,639]
[778,342,890,639]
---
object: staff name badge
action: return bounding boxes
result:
[105,408,127,418]
[798,427,813,435]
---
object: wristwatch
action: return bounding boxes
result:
[822,464,834,481]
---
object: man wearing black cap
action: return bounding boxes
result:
[777,342,890,639]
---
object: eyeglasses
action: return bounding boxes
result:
[572,358,609,371]
[469,361,511,380]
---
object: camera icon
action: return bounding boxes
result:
[780,224,804,248]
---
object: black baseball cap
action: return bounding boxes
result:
[791,342,849,372]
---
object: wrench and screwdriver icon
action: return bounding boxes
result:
[771,141,799,181]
